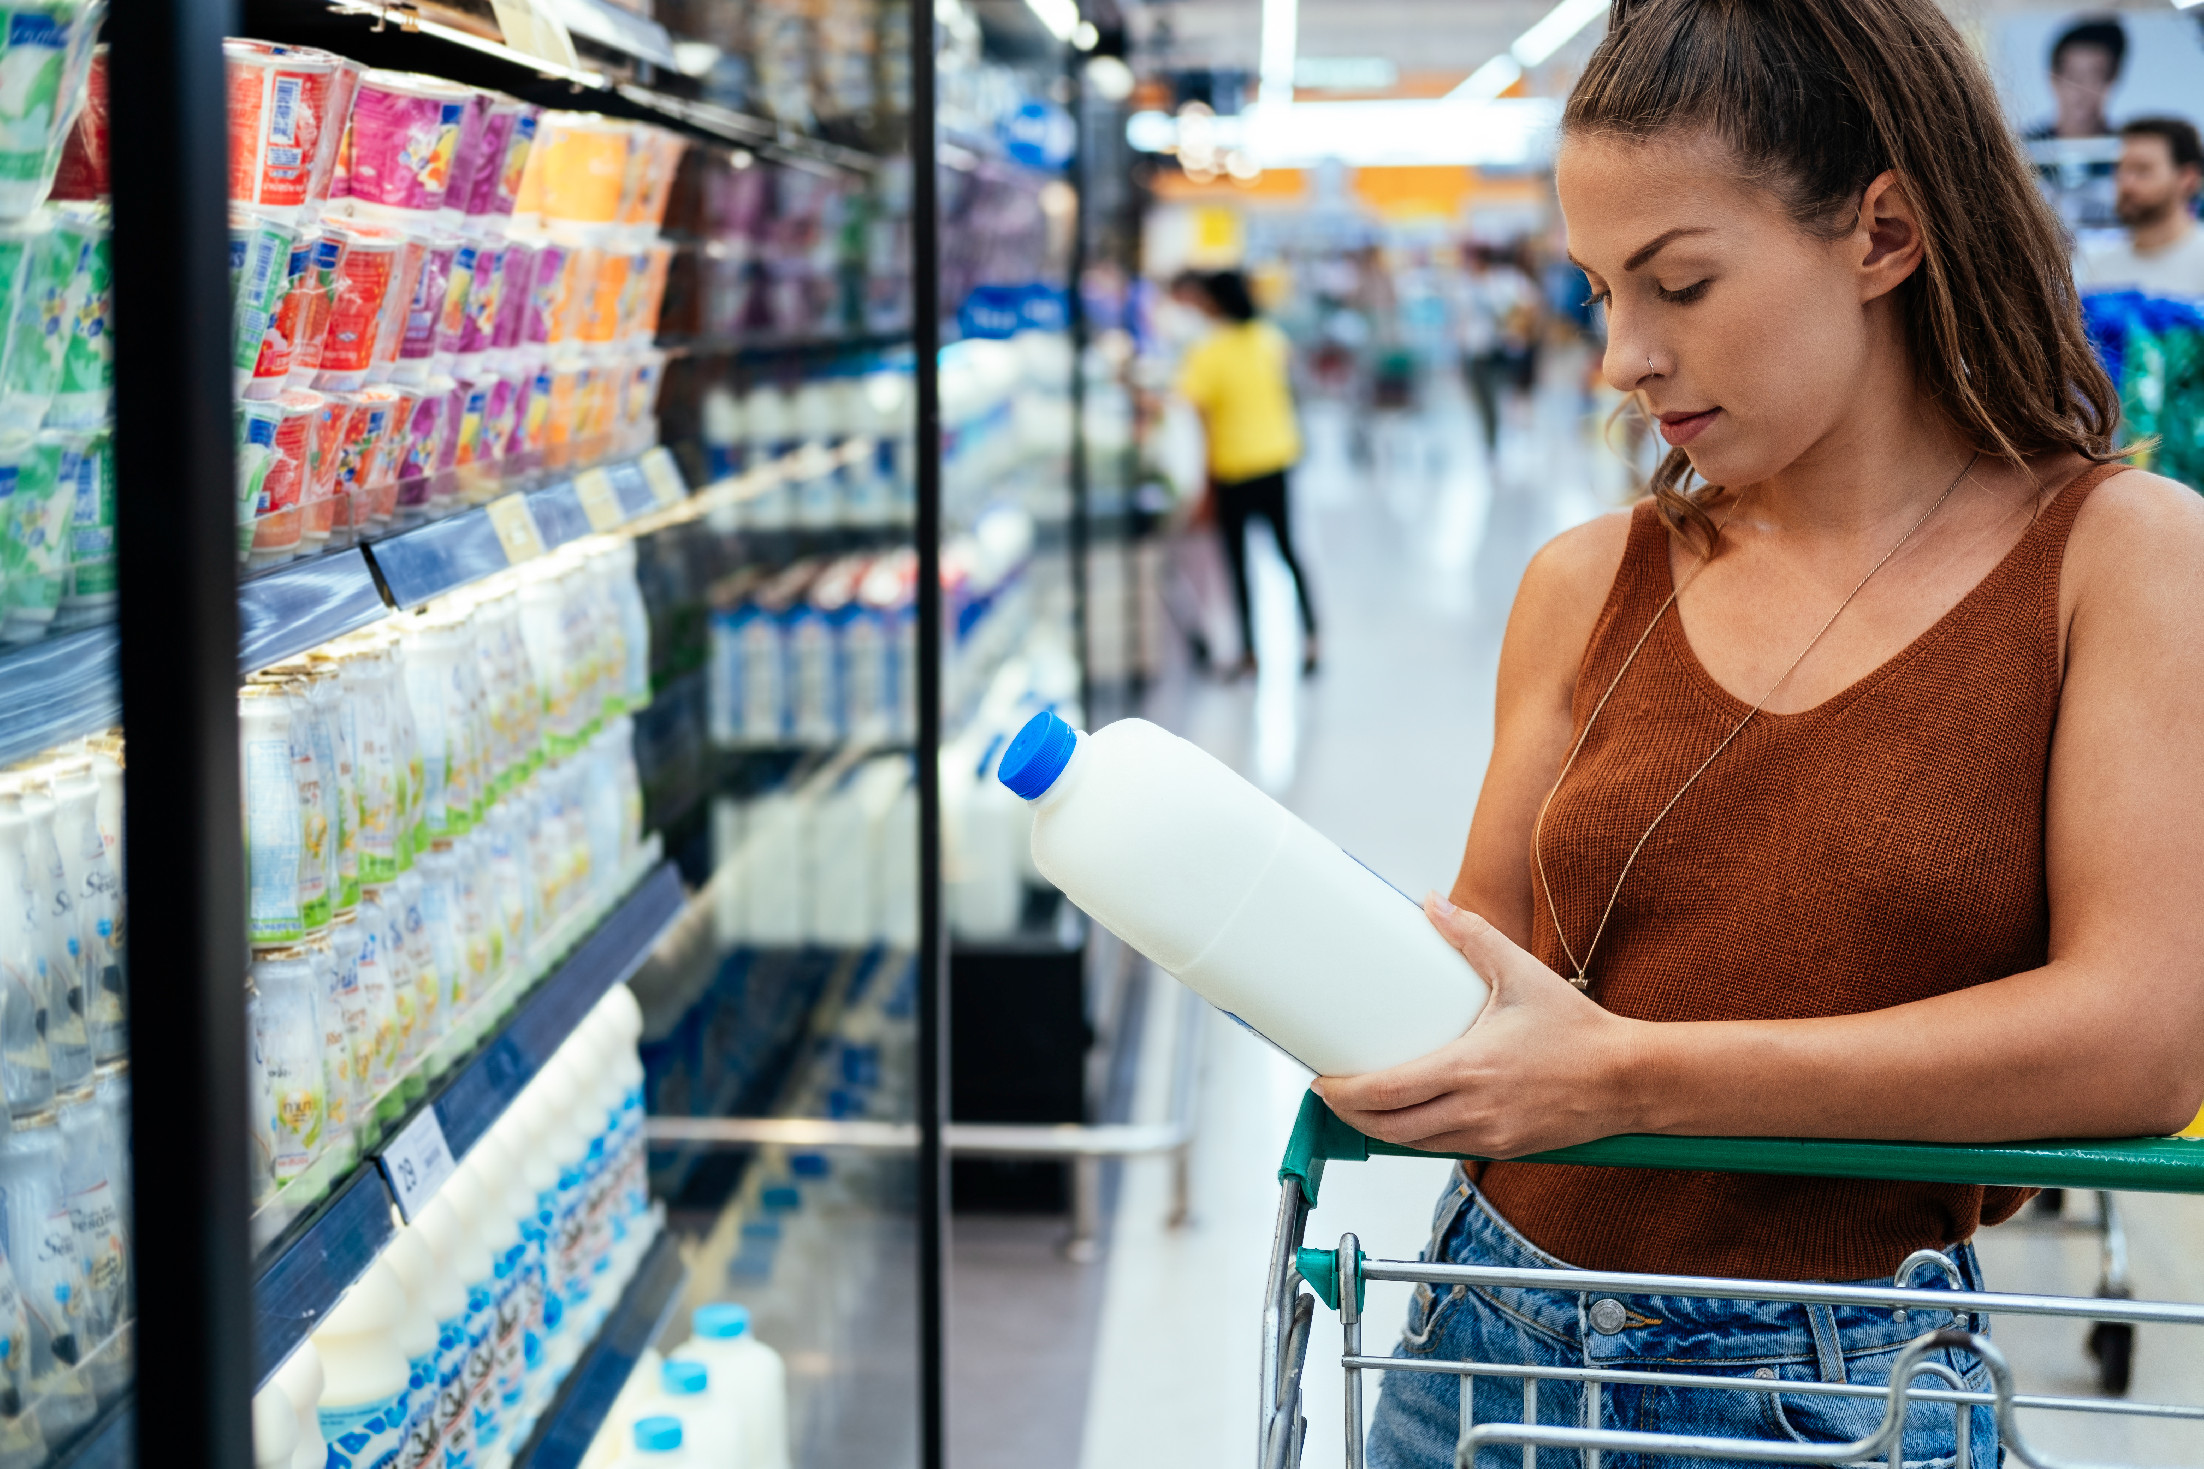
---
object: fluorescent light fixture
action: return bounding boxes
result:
[1294,57,1397,89]
[1073,19,1098,49]
[1124,97,1561,169]
[1259,0,1299,105]
[1025,0,1080,43]
[1446,0,1607,98]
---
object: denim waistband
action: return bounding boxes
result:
[1443,1168,1986,1371]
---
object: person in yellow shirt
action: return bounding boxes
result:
[1172,269,1319,677]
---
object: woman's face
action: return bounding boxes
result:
[1557,130,1912,489]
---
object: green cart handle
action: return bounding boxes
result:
[1277,1091,2204,1209]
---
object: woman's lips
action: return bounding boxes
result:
[1657,408,1720,446]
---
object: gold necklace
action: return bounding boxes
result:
[1532,452,1980,990]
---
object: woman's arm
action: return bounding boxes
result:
[1319,472,2204,1156]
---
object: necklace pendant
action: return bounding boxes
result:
[1569,972,1592,991]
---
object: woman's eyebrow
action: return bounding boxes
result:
[1623,226,1714,272]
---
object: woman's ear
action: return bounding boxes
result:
[1854,169,1925,303]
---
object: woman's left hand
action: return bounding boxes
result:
[1313,895,1648,1157]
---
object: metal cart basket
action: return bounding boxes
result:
[1262,1093,2204,1468]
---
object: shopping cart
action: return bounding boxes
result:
[1262,1092,2204,1468]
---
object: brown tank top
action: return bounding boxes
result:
[1476,462,2123,1282]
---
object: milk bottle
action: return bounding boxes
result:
[17,781,89,1093]
[376,1226,443,1469]
[578,1348,661,1469]
[55,1089,124,1399]
[411,1192,477,1460]
[0,1109,96,1442]
[651,1357,740,1467]
[270,1341,327,1469]
[311,1259,412,1469]
[451,1152,520,1457]
[0,788,56,1117]
[45,764,121,1066]
[425,1177,498,1453]
[679,1305,786,1469]
[622,1415,690,1468]
[999,712,1487,1077]
[253,1377,299,1469]
[0,1232,44,1469]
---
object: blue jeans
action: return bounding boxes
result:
[1365,1169,1997,1469]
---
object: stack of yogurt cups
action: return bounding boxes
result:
[226,40,685,572]
[0,6,115,652]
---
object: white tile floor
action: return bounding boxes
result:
[1071,370,2204,1469]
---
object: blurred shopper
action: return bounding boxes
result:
[1309,3,2204,1464]
[1455,245,1540,457]
[2073,117,2204,297]
[1171,269,1320,677]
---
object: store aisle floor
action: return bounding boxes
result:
[1074,374,2204,1467]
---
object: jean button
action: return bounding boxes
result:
[1754,1368,1777,1380]
[1588,1298,1628,1335]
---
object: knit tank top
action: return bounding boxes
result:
[1476,462,2123,1282]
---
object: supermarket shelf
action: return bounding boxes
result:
[250,0,878,174]
[47,1399,132,1469]
[363,503,510,608]
[238,546,390,674]
[512,1230,689,1469]
[660,328,915,362]
[0,625,119,768]
[252,860,687,1386]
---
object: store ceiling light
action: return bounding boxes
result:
[1259,0,1299,106]
[1024,0,1081,44]
[1447,0,1608,99]
[1124,97,1561,169]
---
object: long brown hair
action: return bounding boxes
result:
[1564,0,2122,552]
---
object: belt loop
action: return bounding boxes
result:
[1807,1305,1847,1384]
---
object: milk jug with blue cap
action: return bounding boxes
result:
[997,712,1488,1077]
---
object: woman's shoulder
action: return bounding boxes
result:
[1505,506,1638,669]
[2060,462,2204,673]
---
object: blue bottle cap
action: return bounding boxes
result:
[790,1153,830,1179]
[761,1184,801,1212]
[634,1415,684,1453]
[998,710,1077,800]
[662,1358,709,1395]
[693,1302,751,1340]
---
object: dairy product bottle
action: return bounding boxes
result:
[253,1377,299,1469]
[55,1088,125,1398]
[412,1192,477,1458]
[270,1340,328,1469]
[579,1347,661,1469]
[379,1226,444,1469]
[504,1088,565,1425]
[17,782,90,1094]
[998,712,1487,1077]
[652,1357,740,1467]
[0,787,57,1119]
[311,1258,412,1469]
[623,1415,690,1468]
[0,1222,42,1467]
[46,763,121,1067]
[452,1151,521,1457]
[680,1305,786,1469]
[471,1126,534,1442]
[0,1109,95,1442]
[429,1173,500,1449]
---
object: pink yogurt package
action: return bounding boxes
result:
[345,71,473,217]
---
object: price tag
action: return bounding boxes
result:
[573,468,625,532]
[378,1107,458,1223]
[607,460,658,519]
[486,493,547,564]
[639,447,688,507]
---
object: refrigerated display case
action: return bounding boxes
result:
[0,0,1104,1462]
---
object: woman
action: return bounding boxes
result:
[1171,269,1320,677]
[1313,2,2204,1463]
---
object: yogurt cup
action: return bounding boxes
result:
[246,224,320,400]
[342,71,473,218]
[433,232,479,360]
[285,226,350,390]
[230,205,295,387]
[42,197,104,430]
[52,426,109,626]
[308,56,364,209]
[488,235,534,351]
[1,208,79,435]
[49,41,101,202]
[630,240,672,344]
[436,89,494,233]
[225,40,340,221]
[395,226,456,380]
[532,114,632,228]
[311,217,399,391]
[0,431,78,641]
[366,224,427,381]
[0,0,102,221]
[464,99,535,223]
[577,246,628,346]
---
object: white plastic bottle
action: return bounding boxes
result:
[252,1377,298,1469]
[623,1414,690,1468]
[311,1259,412,1469]
[270,1341,326,1469]
[580,1347,661,1469]
[379,1225,445,1469]
[680,1305,786,1469]
[653,1356,741,1467]
[412,1191,478,1462]
[998,712,1487,1076]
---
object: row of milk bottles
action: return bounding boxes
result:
[581,1304,787,1469]
[242,539,651,1218]
[709,753,916,950]
[254,985,656,1469]
[0,741,124,1122]
[698,371,914,533]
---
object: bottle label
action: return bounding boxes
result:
[320,1388,408,1469]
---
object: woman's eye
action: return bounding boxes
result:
[1655,279,1710,304]
[1581,287,1611,308]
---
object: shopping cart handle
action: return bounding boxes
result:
[1276,1092,2204,1207]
